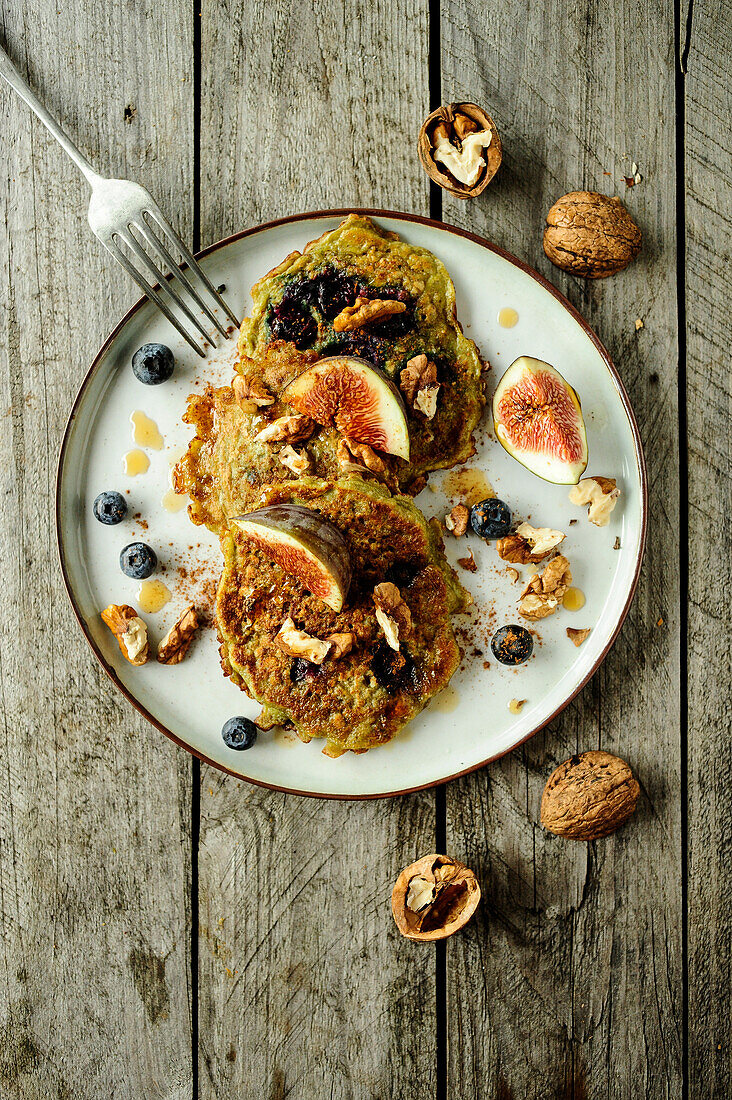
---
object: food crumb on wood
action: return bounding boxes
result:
[657,617,664,626]
[635,317,644,330]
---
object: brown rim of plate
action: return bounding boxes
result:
[55,207,648,801]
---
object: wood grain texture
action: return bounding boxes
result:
[0,4,194,1097]
[685,0,732,1092]
[197,2,434,1096]
[440,0,682,1095]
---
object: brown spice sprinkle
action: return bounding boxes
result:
[444,503,469,537]
[566,627,591,647]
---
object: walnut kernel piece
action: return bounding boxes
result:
[278,444,313,476]
[543,192,642,278]
[337,437,390,479]
[399,354,440,420]
[233,374,275,411]
[101,604,149,665]
[373,582,413,651]
[324,632,354,660]
[569,476,620,526]
[275,617,331,664]
[540,750,640,839]
[566,627,591,647]
[445,503,469,537]
[506,567,520,584]
[497,522,565,564]
[519,554,572,620]
[157,605,199,664]
[457,549,478,573]
[392,854,481,941]
[332,296,406,333]
[255,415,315,443]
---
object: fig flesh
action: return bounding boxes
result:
[492,357,588,484]
[282,356,410,460]
[231,503,351,612]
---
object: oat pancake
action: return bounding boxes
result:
[216,476,469,756]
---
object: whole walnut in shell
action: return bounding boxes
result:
[543,191,641,278]
[540,750,640,839]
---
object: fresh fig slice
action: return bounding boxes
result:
[492,356,588,484]
[282,356,410,460]
[231,503,351,612]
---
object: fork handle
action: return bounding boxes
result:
[0,45,101,185]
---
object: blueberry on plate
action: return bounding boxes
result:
[221,716,257,750]
[470,497,512,539]
[119,542,157,579]
[290,657,321,684]
[131,343,175,385]
[93,490,127,525]
[491,624,533,666]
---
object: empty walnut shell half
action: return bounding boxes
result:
[391,853,481,941]
[418,103,502,199]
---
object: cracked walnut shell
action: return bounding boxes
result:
[392,854,481,941]
[540,750,640,839]
[419,103,502,198]
[543,192,641,278]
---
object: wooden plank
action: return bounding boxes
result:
[440,0,682,1094]
[685,0,732,1092]
[196,3,434,1096]
[0,4,194,1096]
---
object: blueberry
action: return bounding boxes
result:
[268,301,317,348]
[290,658,321,684]
[131,343,175,385]
[491,624,533,666]
[119,541,157,579]
[221,716,257,750]
[470,497,512,539]
[93,490,127,525]
[371,643,418,694]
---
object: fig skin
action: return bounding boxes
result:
[492,356,588,485]
[231,503,352,613]
[282,356,410,460]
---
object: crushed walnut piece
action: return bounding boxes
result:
[399,354,440,419]
[157,605,199,664]
[101,604,149,665]
[275,617,331,664]
[278,443,313,476]
[324,632,354,660]
[497,522,565,564]
[457,549,478,573]
[445,503,469,537]
[233,374,275,411]
[332,296,406,332]
[569,477,620,526]
[506,567,520,584]
[519,554,572,621]
[255,414,315,443]
[566,627,591,647]
[337,437,390,478]
[373,582,413,651]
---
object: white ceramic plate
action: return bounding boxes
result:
[57,211,646,798]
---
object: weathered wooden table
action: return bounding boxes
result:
[1,0,729,1095]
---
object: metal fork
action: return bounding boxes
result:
[0,46,239,357]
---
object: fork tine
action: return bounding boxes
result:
[118,228,216,347]
[145,209,240,328]
[134,217,229,339]
[102,236,206,357]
